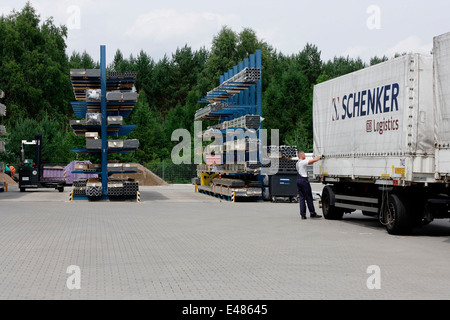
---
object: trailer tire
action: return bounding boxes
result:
[385,194,413,235]
[20,187,25,192]
[322,186,344,220]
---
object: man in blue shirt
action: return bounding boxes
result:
[297,151,323,220]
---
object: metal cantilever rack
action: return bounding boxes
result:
[194,50,264,201]
[69,45,140,201]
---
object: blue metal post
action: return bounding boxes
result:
[249,54,256,113]
[238,62,244,110]
[100,45,108,198]
[256,49,263,198]
[256,50,262,126]
[243,58,249,106]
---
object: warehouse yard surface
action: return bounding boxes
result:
[0,184,450,300]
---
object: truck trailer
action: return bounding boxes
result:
[313,32,450,235]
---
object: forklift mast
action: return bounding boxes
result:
[35,134,42,181]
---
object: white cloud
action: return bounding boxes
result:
[0,6,13,16]
[341,45,368,58]
[384,36,432,57]
[125,9,239,42]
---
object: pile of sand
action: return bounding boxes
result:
[110,164,168,186]
[0,172,18,186]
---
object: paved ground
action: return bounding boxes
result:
[0,184,450,300]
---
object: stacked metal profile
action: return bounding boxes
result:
[206,68,261,97]
[265,145,298,171]
[73,179,87,196]
[86,179,102,197]
[70,69,136,101]
[69,58,140,200]
[210,115,262,131]
[107,181,124,196]
[195,102,231,120]
[195,51,264,201]
[123,181,139,196]
[266,145,298,158]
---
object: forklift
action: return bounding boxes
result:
[18,134,64,192]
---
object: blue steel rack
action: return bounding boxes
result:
[195,50,263,201]
[69,46,139,201]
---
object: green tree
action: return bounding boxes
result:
[370,55,389,66]
[0,2,73,120]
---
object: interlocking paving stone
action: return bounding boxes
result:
[0,185,449,300]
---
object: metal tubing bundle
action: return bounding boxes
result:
[219,115,262,130]
[73,179,88,188]
[123,181,139,196]
[73,187,86,196]
[108,70,123,79]
[280,145,298,158]
[107,183,124,196]
[245,115,262,129]
[278,159,298,170]
[123,71,137,79]
[267,145,298,159]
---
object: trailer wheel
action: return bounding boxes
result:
[322,186,344,220]
[20,187,25,192]
[385,194,413,235]
[58,186,64,193]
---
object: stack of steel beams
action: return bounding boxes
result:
[212,178,245,187]
[107,116,123,125]
[86,139,101,149]
[86,89,101,102]
[86,179,102,197]
[194,102,231,120]
[86,113,102,126]
[123,139,140,149]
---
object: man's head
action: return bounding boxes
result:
[298,151,306,160]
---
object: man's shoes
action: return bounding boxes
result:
[310,214,322,219]
[301,216,307,220]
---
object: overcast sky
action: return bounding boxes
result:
[1,0,450,64]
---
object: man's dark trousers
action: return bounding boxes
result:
[297,175,316,217]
